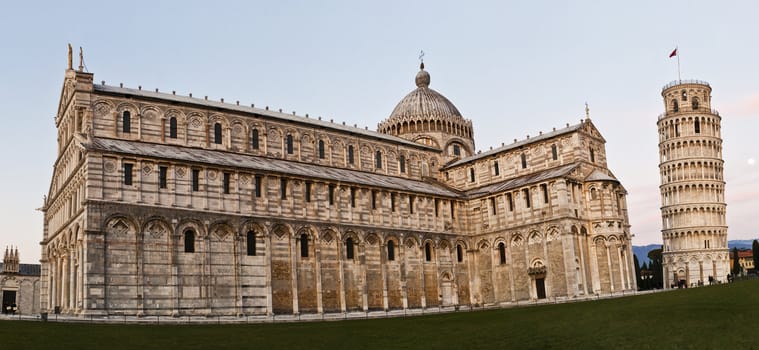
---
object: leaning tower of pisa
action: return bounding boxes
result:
[658,80,729,288]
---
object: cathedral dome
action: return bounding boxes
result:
[378,63,474,152]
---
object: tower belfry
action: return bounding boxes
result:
[657,79,729,288]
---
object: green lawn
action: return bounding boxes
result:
[3,280,759,349]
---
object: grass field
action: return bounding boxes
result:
[3,280,759,349]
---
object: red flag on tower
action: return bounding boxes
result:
[669,48,678,58]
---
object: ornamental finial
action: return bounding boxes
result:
[67,43,73,70]
[585,102,590,119]
[78,47,84,71]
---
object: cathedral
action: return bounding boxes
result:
[41,49,636,317]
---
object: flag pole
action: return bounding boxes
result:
[677,46,681,82]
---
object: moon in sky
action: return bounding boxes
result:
[748,158,756,166]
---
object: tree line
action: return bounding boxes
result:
[634,239,759,290]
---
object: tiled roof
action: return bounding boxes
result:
[585,169,619,182]
[737,250,754,258]
[93,84,439,152]
[465,163,580,198]
[445,123,584,169]
[0,263,41,276]
[87,137,460,197]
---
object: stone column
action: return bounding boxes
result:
[315,238,324,314]
[160,117,165,143]
[69,251,76,311]
[235,172,241,214]
[78,244,84,311]
[686,264,690,286]
[291,234,299,315]
[137,113,142,141]
[137,230,144,316]
[605,242,614,292]
[663,265,669,289]
[337,235,346,313]
[234,234,242,316]
[616,245,625,290]
[361,243,368,312]
[524,237,531,300]
[699,261,704,284]
[265,230,273,316]
[203,168,209,210]
[435,241,443,308]
[171,220,180,317]
[61,256,68,311]
[381,240,389,310]
[401,237,409,310]
[50,256,56,311]
[577,232,588,295]
[419,240,427,308]
[507,241,516,302]
[467,245,478,306]
[226,126,232,150]
[589,241,601,293]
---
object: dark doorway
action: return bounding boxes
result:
[2,290,17,314]
[535,278,546,299]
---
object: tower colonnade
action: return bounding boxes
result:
[658,80,729,288]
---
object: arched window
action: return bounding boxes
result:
[169,117,177,139]
[346,237,354,260]
[251,128,259,149]
[672,100,679,112]
[692,97,700,110]
[694,118,701,134]
[375,151,382,169]
[470,168,475,182]
[589,147,595,163]
[453,144,461,156]
[521,153,527,169]
[184,229,195,253]
[122,111,131,133]
[387,240,395,261]
[318,140,325,159]
[425,242,432,262]
[456,244,463,262]
[681,90,687,101]
[498,242,506,264]
[214,123,222,144]
[590,187,598,200]
[286,134,293,154]
[280,178,287,199]
[551,144,558,160]
[523,188,531,208]
[493,161,500,176]
[347,145,355,164]
[300,233,309,258]
[246,230,256,256]
[399,155,406,173]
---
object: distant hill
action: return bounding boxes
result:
[728,240,756,250]
[633,239,757,265]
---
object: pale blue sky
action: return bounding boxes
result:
[1,1,758,262]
